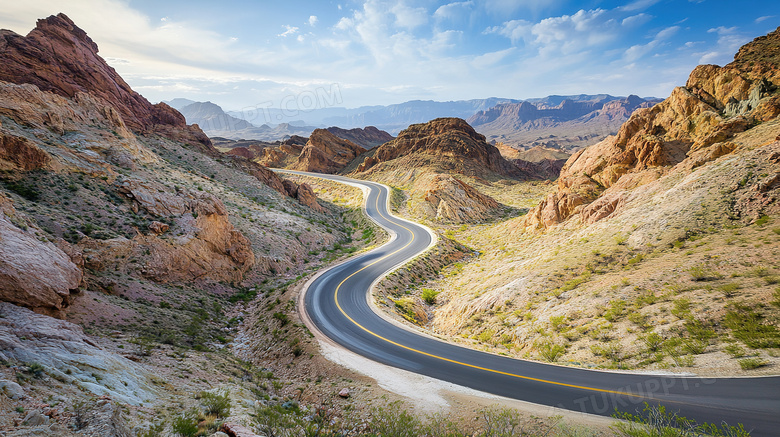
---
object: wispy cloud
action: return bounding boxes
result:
[278,25,299,37]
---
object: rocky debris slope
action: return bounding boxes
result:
[523,26,780,231]
[417,174,500,222]
[0,302,157,405]
[0,13,211,151]
[325,126,394,149]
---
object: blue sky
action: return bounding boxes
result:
[1,1,777,112]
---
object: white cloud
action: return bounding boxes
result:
[308,15,318,26]
[698,26,751,65]
[278,25,299,37]
[484,19,531,44]
[621,13,651,28]
[472,47,516,67]
[755,15,775,23]
[433,1,473,21]
[619,0,662,12]
[655,25,679,40]
[391,3,428,29]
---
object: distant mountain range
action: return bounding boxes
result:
[469,95,662,151]
[165,94,661,149]
[164,99,318,141]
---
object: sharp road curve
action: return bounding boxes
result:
[286,171,780,435]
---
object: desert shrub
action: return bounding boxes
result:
[738,357,767,370]
[369,402,422,437]
[723,304,780,348]
[717,282,741,297]
[272,312,290,326]
[4,180,40,201]
[671,299,691,319]
[421,288,440,305]
[200,390,231,418]
[640,332,665,353]
[724,344,746,358]
[171,413,199,437]
[612,403,750,437]
[688,266,721,281]
[603,299,627,322]
[536,341,566,362]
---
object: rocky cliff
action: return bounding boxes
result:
[523,26,780,231]
[0,13,212,152]
[257,129,366,174]
[325,126,394,149]
[354,117,524,179]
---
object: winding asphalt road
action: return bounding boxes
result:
[285,171,780,435]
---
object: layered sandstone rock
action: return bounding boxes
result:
[355,118,523,179]
[325,126,394,149]
[292,129,366,173]
[419,174,500,223]
[0,194,82,314]
[111,180,255,282]
[0,13,213,151]
[523,26,780,231]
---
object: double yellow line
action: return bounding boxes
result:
[332,184,644,399]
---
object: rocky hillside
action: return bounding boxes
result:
[383,27,780,378]
[0,14,211,152]
[524,26,780,232]
[0,14,392,435]
[257,129,366,174]
[325,126,394,149]
[469,95,661,151]
[355,118,525,179]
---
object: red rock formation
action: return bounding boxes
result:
[421,174,500,222]
[0,193,82,314]
[0,132,51,171]
[355,118,523,178]
[325,126,394,149]
[292,129,366,174]
[523,26,780,231]
[0,13,213,152]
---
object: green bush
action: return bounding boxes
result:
[717,282,740,297]
[723,304,780,348]
[200,390,231,418]
[421,288,440,305]
[171,413,199,437]
[536,341,566,362]
[724,344,746,358]
[272,312,290,326]
[612,403,750,437]
[739,357,767,370]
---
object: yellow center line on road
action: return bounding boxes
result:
[332,185,647,400]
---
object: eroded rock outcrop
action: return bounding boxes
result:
[0,194,82,314]
[325,126,394,149]
[109,180,255,282]
[292,129,366,173]
[419,174,500,223]
[0,13,213,151]
[0,302,156,405]
[355,118,524,179]
[523,26,780,231]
